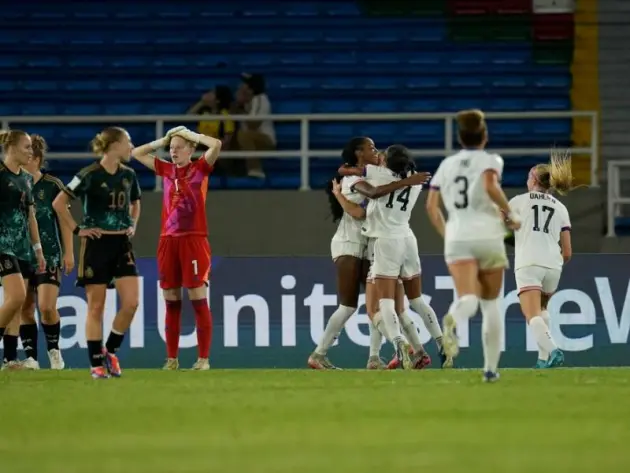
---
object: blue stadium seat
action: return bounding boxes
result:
[3,0,573,189]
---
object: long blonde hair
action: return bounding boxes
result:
[532,148,574,195]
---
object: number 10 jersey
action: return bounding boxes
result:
[429,150,505,243]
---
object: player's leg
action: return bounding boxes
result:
[309,250,361,370]
[3,314,22,370]
[182,236,212,370]
[365,259,386,370]
[158,236,183,368]
[37,271,64,369]
[476,239,509,382]
[19,280,40,370]
[443,240,481,362]
[104,237,141,377]
[397,278,432,369]
[373,238,412,369]
[0,256,28,370]
[77,236,115,378]
[538,269,563,367]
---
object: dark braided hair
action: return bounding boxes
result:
[326,137,369,222]
[385,144,416,178]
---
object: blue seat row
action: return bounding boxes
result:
[0,98,571,117]
[0,75,571,92]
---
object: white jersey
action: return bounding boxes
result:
[331,176,366,244]
[359,164,422,239]
[430,149,505,242]
[510,191,571,271]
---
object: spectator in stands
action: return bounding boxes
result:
[236,73,276,179]
[187,85,236,149]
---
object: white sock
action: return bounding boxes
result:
[409,297,443,345]
[479,298,503,373]
[397,310,424,352]
[379,298,402,345]
[447,294,479,322]
[315,305,356,355]
[529,315,557,356]
[369,319,383,357]
[536,310,551,360]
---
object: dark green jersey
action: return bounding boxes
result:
[64,162,141,232]
[0,162,34,262]
[33,172,65,268]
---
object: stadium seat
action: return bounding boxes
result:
[0,0,573,189]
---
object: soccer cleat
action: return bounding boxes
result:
[441,314,460,360]
[394,341,413,369]
[192,358,210,370]
[411,352,432,370]
[482,371,500,383]
[307,352,340,370]
[439,346,454,368]
[387,345,414,369]
[366,356,386,370]
[535,359,548,369]
[104,351,122,377]
[163,358,179,370]
[546,349,564,368]
[1,360,23,371]
[91,366,109,379]
[21,357,40,370]
[48,349,65,370]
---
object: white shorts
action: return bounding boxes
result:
[371,235,421,280]
[444,238,508,271]
[515,266,561,295]
[330,240,367,261]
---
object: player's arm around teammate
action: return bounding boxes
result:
[53,127,140,379]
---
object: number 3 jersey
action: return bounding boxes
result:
[430,150,505,242]
[509,192,571,271]
[358,164,422,239]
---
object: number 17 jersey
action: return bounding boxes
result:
[509,192,571,271]
[358,165,422,239]
[430,150,505,242]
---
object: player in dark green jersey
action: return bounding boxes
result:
[0,130,46,369]
[17,134,73,370]
[53,126,141,379]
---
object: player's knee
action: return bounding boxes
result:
[21,309,37,325]
[120,297,139,315]
[455,294,479,318]
[38,306,57,324]
[88,302,106,320]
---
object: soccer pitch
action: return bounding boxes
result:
[2,368,629,472]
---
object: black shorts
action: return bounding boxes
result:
[29,266,62,288]
[0,254,35,280]
[76,235,139,287]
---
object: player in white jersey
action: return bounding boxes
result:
[332,175,435,370]
[353,145,446,369]
[426,110,520,382]
[308,137,379,370]
[508,149,574,369]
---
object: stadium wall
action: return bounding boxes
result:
[1,255,628,369]
[74,187,604,257]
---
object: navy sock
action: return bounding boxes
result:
[42,322,60,351]
[87,340,104,368]
[19,323,38,360]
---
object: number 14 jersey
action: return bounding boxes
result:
[509,192,571,271]
[358,164,422,239]
[430,150,505,242]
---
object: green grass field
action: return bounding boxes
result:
[2,368,630,472]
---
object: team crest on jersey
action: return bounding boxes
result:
[38,189,45,200]
[122,178,130,189]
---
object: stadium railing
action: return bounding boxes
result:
[606,160,630,237]
[1,111,599,191]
